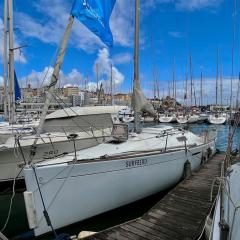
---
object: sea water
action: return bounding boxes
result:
[0,123,239,239]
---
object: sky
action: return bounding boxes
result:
[0,0,240,105]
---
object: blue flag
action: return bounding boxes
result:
[14,71,21,102]
[71,0,116,47]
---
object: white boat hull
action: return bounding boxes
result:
[159,116,176,123]
[211,163,240,240]
[0,131,111,182]
[208,115,226,125]
[187,115,201,124]
[24,140,215,236]
[176,116,188,124]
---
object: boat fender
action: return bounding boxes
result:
[207,147,212,158]
[183,160,191,179]
[23,191,37,229]
[201,150,208,164]
[219,220,229,240]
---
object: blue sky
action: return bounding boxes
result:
[0,0,239,105]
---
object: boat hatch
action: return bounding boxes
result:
[108,124,128,143]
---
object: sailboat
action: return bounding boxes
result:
[208,49,227,125]
[176,114,188,124]
[0,1,133,185]
[0,0,39,144]
[206,116,240,240]
[207,163,240,240]
[0,105,126,183]
[159,112,177,123]
[176,63,189,124]
[22,0,216,236]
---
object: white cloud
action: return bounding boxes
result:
[112,53,132,64]
[93,48,125,92]
[150,76,240,106]
[0,76,3,85]
[19,67,85,88]
[0,18,27,64]
[14,0,134,52]
[18,48,125,92]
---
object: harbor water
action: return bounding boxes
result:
[0,123,239,239]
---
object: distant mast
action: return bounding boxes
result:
[133,0,140,132]
[190,54,193,106]
[216,48,219,107]
[3,0,8,120]
[220,63,223,107]
[200,68,203,106]
[8,0,15,123]
[110,63,114,105]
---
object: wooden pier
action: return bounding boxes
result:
[82,153,223,240]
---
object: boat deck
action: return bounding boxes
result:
[82,153,223,240]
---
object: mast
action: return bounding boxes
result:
[190,54,193,106]
[3,0,8,120]
[8,0,15,123]
[185,62,188,106]
[172,57,176,99]
[168,81,170,97]
[110,63,113,105]
[216,48,219,106]
[96,63,99,91]
[220,63,223,107]
[200,68,203,106]
[133,0,140,132]
[30,16,74,158]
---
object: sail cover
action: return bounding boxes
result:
[71,0,116,47]
[132,80,156,117]
[14,71,21,101]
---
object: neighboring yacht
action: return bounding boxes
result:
[207,162,240,240]
[176,114,188,124]
[159,113,177,123]
[208,113,227,125]
[0,105,125,183]
[187,114,201,124]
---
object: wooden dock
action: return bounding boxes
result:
[82,153,223,240]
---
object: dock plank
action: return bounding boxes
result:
[82,153,223,240]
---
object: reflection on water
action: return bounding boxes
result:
[0,123,239,239]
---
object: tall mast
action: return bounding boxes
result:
[216,48,219,106]
[172,57,176,99]
[8,0,15,123]
[96,63,99,91]
[110,63,113,105]
[185,62,188,106]
[133,0,140,132]
[168,81,170,97]
[30,16,74,158]
[190,54,193,106]
[200,68,203,106]
[220,63,223,107]
[3,0,8,120]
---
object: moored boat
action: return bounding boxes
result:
[159,113,177,123]
[207,162,240,240]
[176,114,188,124]
[23,125,216,236]
[208,113,227,125]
